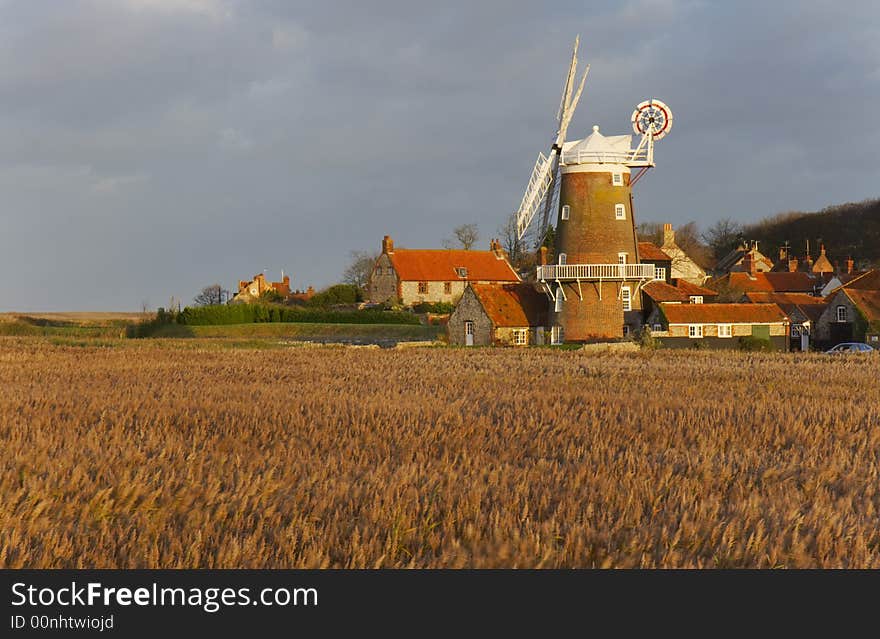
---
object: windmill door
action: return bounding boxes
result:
[464,321,474,346]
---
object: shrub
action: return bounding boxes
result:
[412,302,455,314]
[177,304,420,326]
[307,284,363,307]
[738,336,774,352]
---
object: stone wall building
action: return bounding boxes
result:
[447,283,547,346]
[814,270,880,347]
[646,303,789,350]
[367,235,520,306]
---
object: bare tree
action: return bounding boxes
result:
[499,213,525,267]
[447,223,479,250]
[342,250,379,290]
[193,284,229,306]
[702,217,744,262]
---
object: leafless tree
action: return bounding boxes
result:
[445,223,479,250]
[702,217,744,262]
[193,284,229,306]
[342,251,379,290]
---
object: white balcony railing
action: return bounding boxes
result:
[537,263,656,281]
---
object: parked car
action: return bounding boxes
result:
[825,342,875,354]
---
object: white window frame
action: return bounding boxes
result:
[688,324,703,338]
[615,203,626,220]
[551,325,564,345]
[561,205,570,220]
[612,172,623,186]
[718,324,732,338]
[654,267,666,281]
[554,286,564,313]
[621,286,632,312]
[513,329,528,346]
[652,323,663,332]
[689,295,703,304]
[618,252,627,265]
[558,253,567,265]
[836,305,847,322]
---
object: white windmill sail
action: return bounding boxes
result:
[515,37,589,242]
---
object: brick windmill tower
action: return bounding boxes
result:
[515,39,673,343]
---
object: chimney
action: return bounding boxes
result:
[539,246,549,266]
[382,235,394,254]
[788,258,799,273]
[742,251,757,277]
[847,257,854,274]
[283,274,290,285]
[662,223,675,247]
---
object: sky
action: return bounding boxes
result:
[1,0,879,311]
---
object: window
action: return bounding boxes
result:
[551,325,565,345]
[455,267,468,278]
[561,205,570,220]
[621,286,631,312]
[688,325,703,338]
[654,267,666,281]
[618,253,627,265]
[554,286,564,313]
[718,324,732,338]
[558,253,567,265]
[513,329,528,346]
[418,281,428,294]
[653,323,663,332]
[836,305,848,322]
[622,325,630,338]
[689,295,703,304]
[612,172,623,186]
[444,282,452,294]
[615,204,626,220]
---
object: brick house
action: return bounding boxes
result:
[646,303,789,350]
[367,236,520,306]
[447,282,547,346]
[814,270,880,347]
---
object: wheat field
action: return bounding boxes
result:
[1,338,879,568]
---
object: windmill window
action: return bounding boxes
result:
[558,253,567,265]
[618,253,627,265]
[615,204,626,220]
[561,205,570,220]
[622,325,630,337]
[554,287,564,313]
[621,286,632,312]
[418,281,429,294]
[836,305,847,322]
[551,325,564,345]
[612,172,623,186]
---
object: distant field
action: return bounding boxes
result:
[0,312,147,324]
[2,339,879,568]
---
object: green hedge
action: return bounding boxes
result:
[412,301,455,314]
[177,304,420,326]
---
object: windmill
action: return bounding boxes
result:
[512,39,674,343]
[515,36,589,244]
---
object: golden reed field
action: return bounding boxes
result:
[2,338,879,568]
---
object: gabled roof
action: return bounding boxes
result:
[839,269,880,291]
[660,303,788,325]
[744,292,827,324]
[388,249,520,282]
[638,242,672,262]
[672,279,719,297]
[468,283,547,327]
[709,271,816,294]
[841,289,880,322]
[643,280,689,302]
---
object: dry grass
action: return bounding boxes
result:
[1,338,879,568]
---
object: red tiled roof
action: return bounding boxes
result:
[709,271,815,294]
[840,269,880,291]
[638,242,671,262]
[660,303,788,324]
[643,280,689,302]
[843,290,880,322]
[672,279,718,297]
[388,249,520,282]
[744,292,826,305]
[468,282,547,327]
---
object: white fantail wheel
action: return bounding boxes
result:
[631,99,673,140]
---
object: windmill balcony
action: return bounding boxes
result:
[537,263,657,282]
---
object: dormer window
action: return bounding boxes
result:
[561,205,570,220]
[612,172,623,186]
[455,267,468,278]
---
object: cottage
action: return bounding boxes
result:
[640,279,719,324]
[708,255,817,296]
[367,236,520,306]
[715,241,774,276]
[233,272,292,303]
[814,270,880,347]
[658,224,707,284]
[743,292,827,351]
[646,303,789,350]
[448,282,547,346]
